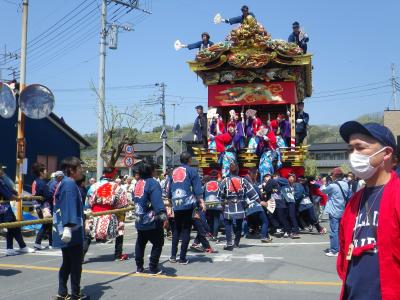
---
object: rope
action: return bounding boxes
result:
[0,196,44,204]
[0,206,135,229]
[0,201,224,229]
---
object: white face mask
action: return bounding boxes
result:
[349,147,387,180]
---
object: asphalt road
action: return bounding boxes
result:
[0,221,341,300]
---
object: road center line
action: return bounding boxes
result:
[0,263,341,287]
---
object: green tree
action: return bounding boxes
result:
[304,159,318,177]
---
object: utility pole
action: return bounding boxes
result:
[391,63,398,110]
[97,0,107,180]
[157,82,167,173]
[172,103,176,166]
[15,0,29,221]
[96,0,150,180]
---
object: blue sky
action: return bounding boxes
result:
[1,0,399,135]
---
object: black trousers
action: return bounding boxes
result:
[35,224,52,246]
[171,209,193,260]
[224,218,243,246]
[135,227,164,270]
[58,244,83,297]
[4,210,26,249]
[114,235,124,259]
[296,132,307,146]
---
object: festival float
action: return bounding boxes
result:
[185,15,312,178]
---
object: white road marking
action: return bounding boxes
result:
[244,254,264,262]
[155,254,282,262]
[0,249,62,257]
[95,241,329,247]
[213,254,233,262]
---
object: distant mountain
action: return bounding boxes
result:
[308,112,383,144]
[81,112,384,158]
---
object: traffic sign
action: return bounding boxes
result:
[123,155,134,168]
[125,144,134,154]
[160,129,167,139]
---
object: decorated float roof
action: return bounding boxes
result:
[187,15,312,99]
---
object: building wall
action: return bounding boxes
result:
[384,110,400,146]
[0,114,81,191]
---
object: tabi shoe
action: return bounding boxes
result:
[71,293,89,300]
[283,232,290,238]
[290,233,301,239]
[274,229,284,238]
[149,268,163,276]
[261,237,273,243]
[136,266,145,274]
[168,256,177,263]
[190,243,204,252]
[34,243,48,250]
[53,294,71,300]
[5,249,19,256]
[223,244,234,251]
[178,258,190,265]
[18,246,35,253]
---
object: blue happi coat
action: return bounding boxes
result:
[226,12,256,25]
[133,178,165,231]
[168,164,203,211]
[218,175,260,220]
[52,176,84,248]
[0,177,17,222]
[203,180,222,211]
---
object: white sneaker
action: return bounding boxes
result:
[19,246,35,253]
[34,243,47,250]
[48,246,53,250]
[6,249,19,256]
[283,232,289,238]
[325,251,338,257]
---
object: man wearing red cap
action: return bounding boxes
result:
[337,121,400,300]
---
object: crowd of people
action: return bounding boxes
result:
[192,103,309,179]
[1,119,400,299]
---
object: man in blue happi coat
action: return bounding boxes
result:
[133,161,166,275]
[31,162,53,250]
[224,5,256,25]
[183,32,214,51]
[52,157,88,300]
[168,152,205,264]
[0,164,35,256]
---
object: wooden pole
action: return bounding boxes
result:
[16,0,29,221]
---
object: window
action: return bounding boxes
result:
[37,155,57,174]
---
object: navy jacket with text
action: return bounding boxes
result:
[52,176,84,248]
[168,164,203,211]
[133,178,165,231]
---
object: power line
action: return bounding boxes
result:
[5,0,96,64]
[308,91,391,103]
[312,79,390,95]
[310,84,391,99]
[52,84,157,92]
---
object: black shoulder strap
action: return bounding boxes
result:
[333,181,348,201]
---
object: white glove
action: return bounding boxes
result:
[193,134,197,141]
[296,119,303,124]
[61,227,72,243]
